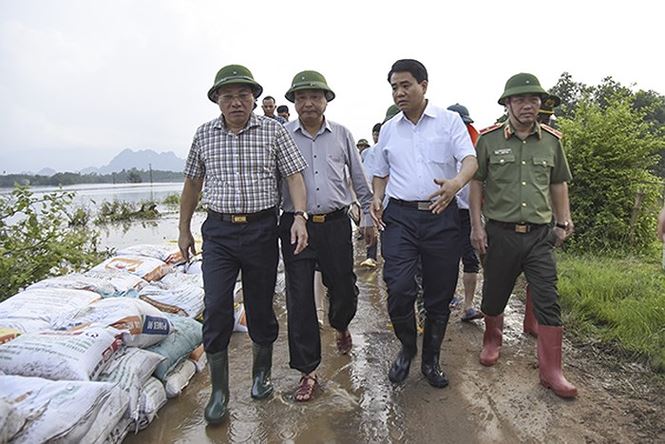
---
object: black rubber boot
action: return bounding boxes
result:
[388,314,418,384]
[421,317,449,388]
[251,343,274,400]
[204,350,229,424]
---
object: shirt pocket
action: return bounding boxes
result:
[532,155,554,183]
[489,152,516,183]
[326,151,347,183]
[428,138,454,165]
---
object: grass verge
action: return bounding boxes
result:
[558,251,665,372]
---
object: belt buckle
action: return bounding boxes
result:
[515,224,528,233]
[312,214,326,223]
[231,215,247,223]
[417,202,430,211]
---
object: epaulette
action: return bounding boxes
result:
[479,123,503,135]
[541,124,562,139]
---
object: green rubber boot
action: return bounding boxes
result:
[251,343,274,399]
[204,350,229,424]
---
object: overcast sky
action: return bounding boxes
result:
[1,0,663,174]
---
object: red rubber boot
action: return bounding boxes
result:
[537,325,578,398]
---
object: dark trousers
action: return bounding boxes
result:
[458,209,480,273]
[201,214,279,353]
[480,221,562,326]
[366,239,378,260]
[279,213,359,374]
[381,201,461,324]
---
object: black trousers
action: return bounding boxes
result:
[279,213,359,374]
[201,213,279,353]
[381,201,461,323]
[480,221,562,326]
[459,209,480,273]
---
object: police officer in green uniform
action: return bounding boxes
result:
[469,73,577,398]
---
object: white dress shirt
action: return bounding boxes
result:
[372,102,476,202]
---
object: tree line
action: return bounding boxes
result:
[0,168,184,188]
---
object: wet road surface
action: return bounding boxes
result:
[125,232,660,443]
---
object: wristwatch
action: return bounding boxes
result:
[555,221,569,230]
[294,210,308,221]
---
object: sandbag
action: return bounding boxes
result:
[0,397,26,444]
[234,302,248,333]
[0,375,116,443]
[0,318,49,335]
[138,283,204,318]
[28,272,146,298]
[98,347,165,421]
[164,359,196,398]
[0,326,121,381]
[147,315,202,381]
[0,288,101,324]
[79,383,130,444]
[189,344,207,373]
[116,244,185,265]
[53,298,172,348]
[134,377,167,431]
[90,255,173,282]
[0,327,21,345]
[156,271,203,289]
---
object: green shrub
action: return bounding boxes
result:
[559,97,663,254]
[95,200,159,224]
[0,186,108,301]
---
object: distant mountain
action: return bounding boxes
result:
[37,167,57,176]
[85,149,185,174]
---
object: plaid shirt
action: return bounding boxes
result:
[184,114,307,213]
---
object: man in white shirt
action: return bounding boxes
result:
[370,59,478,388]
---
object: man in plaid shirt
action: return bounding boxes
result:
[178,64,308,424]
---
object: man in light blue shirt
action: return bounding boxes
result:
[280,70,375,402]
[371,59,478,389]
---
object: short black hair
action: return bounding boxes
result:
[387,59,428,83]
[277,105,289,113]
[372,123,382,133]
[263,96,275,102]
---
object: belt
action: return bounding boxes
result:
[288,207,348,223]
[389,198,434,211]
[488,219,547,233]
[208,207,276,224]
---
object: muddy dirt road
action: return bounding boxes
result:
[126,237,664,443]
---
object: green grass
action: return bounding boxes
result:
[558,250,665,372]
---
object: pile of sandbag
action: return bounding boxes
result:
[0,244,222,443]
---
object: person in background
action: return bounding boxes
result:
[470,73,577,398]
[280,70,374,401]
[262,95,287,124]
[178,64,308,423]
[537,94,561,126]
[357,137,378,269]
[277,104,290,122]
[371,59,477,389]
[446,103,483,323]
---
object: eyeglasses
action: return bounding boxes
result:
[218,92,254,103]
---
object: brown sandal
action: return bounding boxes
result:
[294,374,318,402]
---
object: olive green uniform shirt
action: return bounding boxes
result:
[474,121,572,224]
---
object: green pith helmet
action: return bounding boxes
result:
[356,138,370,147]
[207,64,263,103]
[498,73,548,105]
[285,70,335,103]
[447,103,473,123]
[539,94,561,115]
[384,104,400,122]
